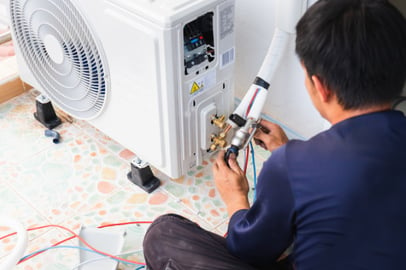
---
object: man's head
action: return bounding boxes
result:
[296,0,406,111]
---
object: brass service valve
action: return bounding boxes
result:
[211,115,227,129]
[209,134,227,152]
[208,124,232,152]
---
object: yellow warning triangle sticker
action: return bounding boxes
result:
[190,82,201,94]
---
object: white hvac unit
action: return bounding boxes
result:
[9,0,236,178]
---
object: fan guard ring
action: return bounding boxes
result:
[10,0,109,119]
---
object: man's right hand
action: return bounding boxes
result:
[254,119,289,152]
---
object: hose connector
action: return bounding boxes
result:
[45,129,61,144]
[224,145,239,166]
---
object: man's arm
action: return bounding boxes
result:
[213,120,289,217]
[213,146,295,267]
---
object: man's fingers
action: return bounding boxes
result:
[228,155,242,173]
[254,129,271,145]
[216,150,227,166]
[259,119,279,132]
[214,150,231,173]
[212,161,218,172]
[214,149,242,175]
[254,128,268,141]
[254,138,267,150]
[213,150,224,172]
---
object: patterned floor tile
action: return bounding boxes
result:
[72,119,136,163]
[60,183,214,234]
[0,89,276,269]
[0,92,81,164]
[1,222,145,270]
[4,132,136,225]
[9,228,78,270]
[213,219,230,236]
[0,185,51,260]
[56,185,216,269]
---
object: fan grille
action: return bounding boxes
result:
[10,0,109,119]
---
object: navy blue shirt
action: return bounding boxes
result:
[227,111,406,270]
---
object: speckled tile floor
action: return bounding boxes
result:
[0,88,271,269]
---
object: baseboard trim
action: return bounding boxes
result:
[0,76,31,104]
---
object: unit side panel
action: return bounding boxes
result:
[155,27,184,178]
[88,4,168,170]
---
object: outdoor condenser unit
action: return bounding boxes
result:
[9,0,236,178]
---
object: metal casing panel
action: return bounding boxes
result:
[10,0,236,178]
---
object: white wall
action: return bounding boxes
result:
[234,0,406,138]
[0,1,9,27]
[390,0,406,15]
[390,0,406,96]
[234,0,328,139]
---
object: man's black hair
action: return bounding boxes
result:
[296,0,406,110]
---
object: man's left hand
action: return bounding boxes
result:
[213,150,250,217]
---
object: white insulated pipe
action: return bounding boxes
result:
[230,0,307,124]
[0,215,27,270]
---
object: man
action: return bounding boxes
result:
[143,0,406,269]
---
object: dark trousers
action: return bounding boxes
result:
[143,214,292,270]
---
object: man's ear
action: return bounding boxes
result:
[311,75,332,103]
